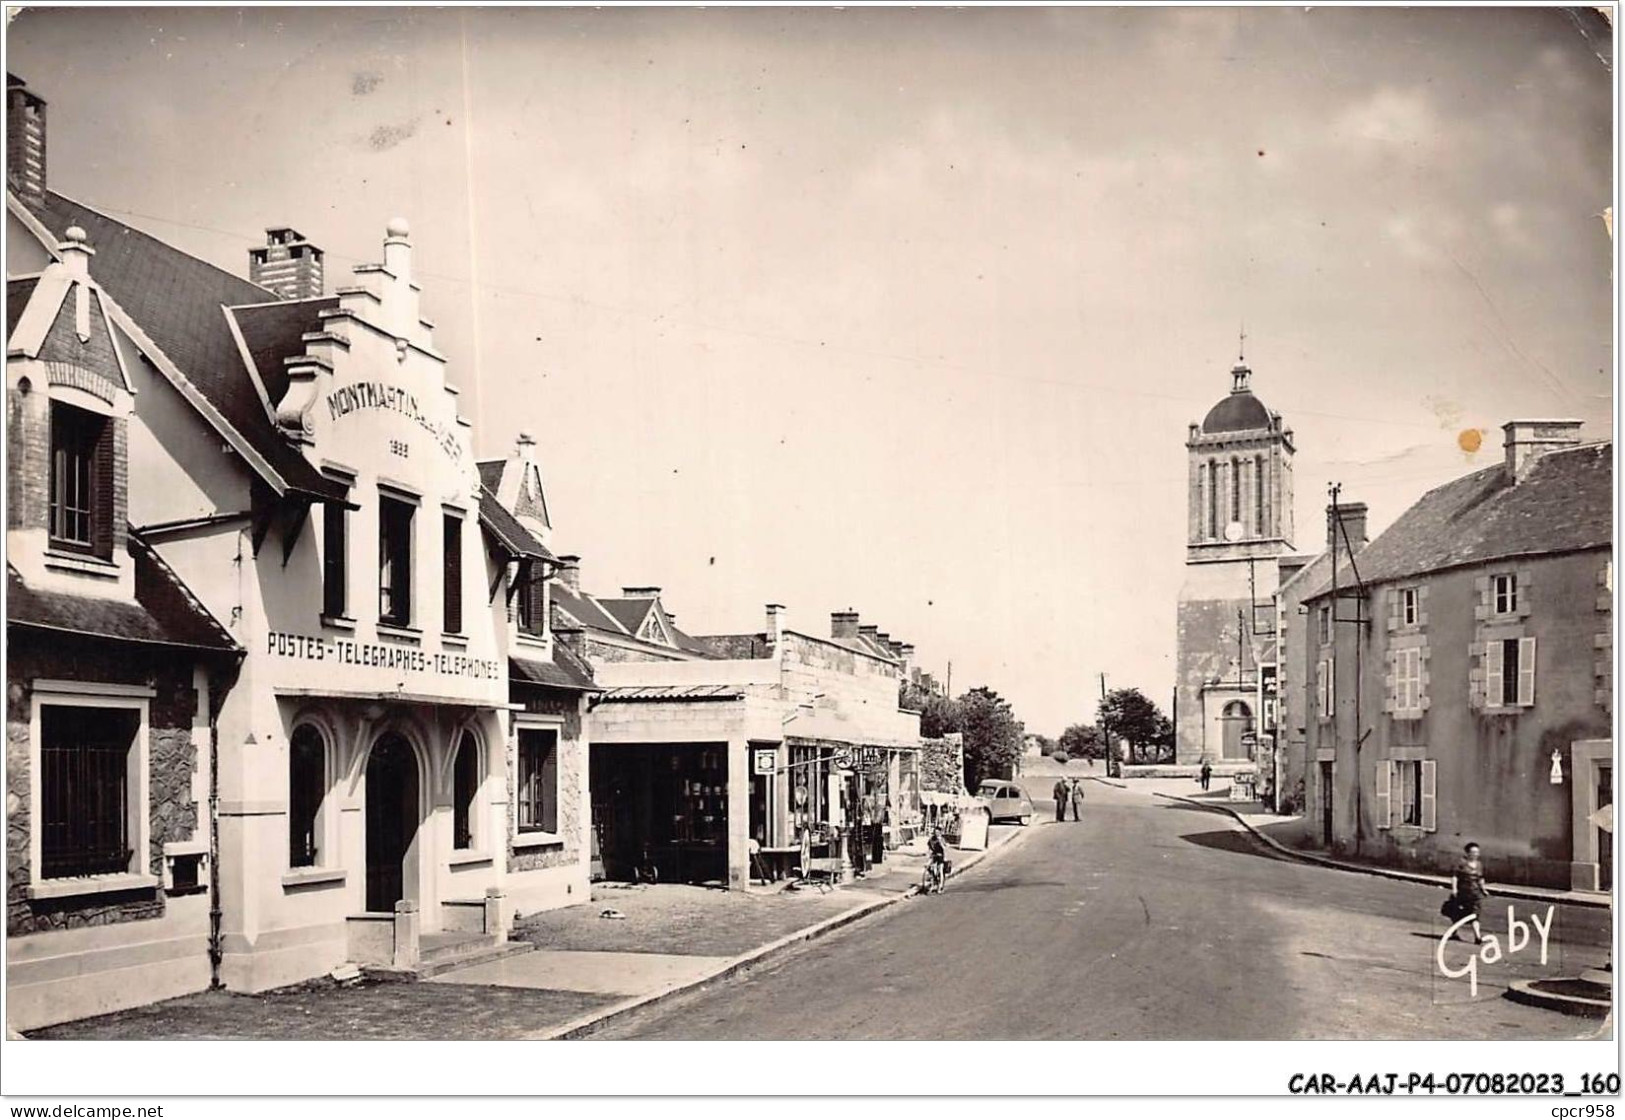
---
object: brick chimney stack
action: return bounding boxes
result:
[765,604,786,646]
[7,75,46,206]
[1327,501,1368,554]
[249,227,325,300]
[831,611,860,641]
[555,555,581,596]
[1503,420,1584,481]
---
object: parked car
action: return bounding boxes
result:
[976,780,1035,825]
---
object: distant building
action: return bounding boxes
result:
[1174,357,1297,765]
[1302,421,1611,890]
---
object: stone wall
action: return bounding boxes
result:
[7,631,201,935]
[507,687,586,873]
[919,733,963,793]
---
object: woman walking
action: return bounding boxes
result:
[1447,842,1489,944]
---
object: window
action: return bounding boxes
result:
[516,728,558,834]
[1492,573,1518,616]
[1254,454,1265,531]
[442,513,463,634]
[452,732,478,850]
[516,562,547,637]
[49,402,112,557]
[1485,636,1536,709]
[288,725,325,867]
[1230,457,1241,523]
[39,705,140,878]
[1207,459,1218,539]
[1400,587,1419,627]
[1393,646,1423,716]
[1317,605,1332,646]
[1378,759,1436,831]
[322,501,348,618]
[642,614,666,645]
[1196,462,1207,539]
[378,494,415,626]
[1316,659,1334,719]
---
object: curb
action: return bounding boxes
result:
[1152,791,1613,911]
[528,825,1036,1040]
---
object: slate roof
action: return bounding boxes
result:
[8,533,239,653]
[509,644,598,692]
[7,276,37,338]
[1202,389,1273,434]
[227,296,338,406]
[551,585,629,633]
[1303,443,1612,600]
[16,190,345,501]
[476,459,505,494]
[597,597,655,635]
[478,485,554,561]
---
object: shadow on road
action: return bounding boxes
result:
[1177,827,1294,862]
[943,879,1070,894]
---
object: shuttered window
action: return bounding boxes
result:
[1420,760,1437,832]
[1394,647,1423,715]
[516,729,558,834]
[39,705,139,878]
[517,563,547,637]
[1376,759,1392,830]
[1485,637,1536,709]
[452,733,478,850]
[442,513,463,635]
[49,402,112,557]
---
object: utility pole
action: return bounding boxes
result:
[945,661,952,699]
[1099,672,1117,778]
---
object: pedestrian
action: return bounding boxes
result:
[1069,776,1085,821]
[1446,842,1489,944]
[1052,776,1069,822]
[1199,759,1213,792]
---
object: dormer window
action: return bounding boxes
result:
[517,562,547,638]
[641,615,666,645]
[49,401,112,558]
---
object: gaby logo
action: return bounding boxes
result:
[1435,904,1554,997]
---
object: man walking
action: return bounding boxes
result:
[1199,759,1213,792]
[1069,776,1085,821]
[1052,776,1069,822]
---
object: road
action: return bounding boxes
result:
[594,778,1610,1040]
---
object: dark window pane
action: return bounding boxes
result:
[443,514,463,634]
[289,726,324,867]
[49,403,108,554]
[453,734,477,850]
[517,729,557,833]
[378,496,414,625]
[39,705,138,878]
[322,501,348,617]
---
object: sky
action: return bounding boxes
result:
[7,5,1614,736]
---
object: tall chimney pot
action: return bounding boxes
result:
[7,76,47,206]
[1326,501,1368,554]
[831,611,860,641]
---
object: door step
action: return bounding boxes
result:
[362,933,535,981]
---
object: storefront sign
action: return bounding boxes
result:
[265,630,501,680]
[753,748,777,776]
[324,381,464,464]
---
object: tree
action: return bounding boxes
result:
[900,680,962,739]
[1058,722,1104,761]
[957,686,1024,790]
[1098,688,1174,765]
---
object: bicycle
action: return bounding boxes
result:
[920,858,950,894]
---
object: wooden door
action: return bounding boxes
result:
[365,735,418,913]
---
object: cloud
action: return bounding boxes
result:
[1334,86,1442,149]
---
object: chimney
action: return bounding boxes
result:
[765,603,786,645]
[831,610,860,641]
[1326,501,1368,554]
[248,227,325,300]
[858,624,880,650]
[622,586,661,600]
[7,75,46,206]
[555,555,580,596]
[875,631,892,651]
[1503,420,1584,481]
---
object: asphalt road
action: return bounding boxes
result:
[594,779,1610,1040]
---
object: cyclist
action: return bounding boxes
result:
[924,826,948,893]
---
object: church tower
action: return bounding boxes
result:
[1174,356,1296,764]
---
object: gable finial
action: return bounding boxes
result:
[1238,322,1247,364]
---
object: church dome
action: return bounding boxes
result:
[1201,364,1273,434]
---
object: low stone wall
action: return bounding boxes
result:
[1120,761,1257,780]
[919,733,964,793]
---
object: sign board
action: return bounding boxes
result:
[753,748,777,776]
[958,807,989,852]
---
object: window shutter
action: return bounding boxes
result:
[1484,640,1504,710]
[541,736,559,833]
[91,415,115,559]
[1517,636,1536,707]
[1316,661,1327,718]
[1420,760,1437,832]
[1376,760,1392,830]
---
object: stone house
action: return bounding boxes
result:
[1302,421,1611,890]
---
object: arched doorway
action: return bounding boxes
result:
[1221,701,1254,760]
[365,733,420,913]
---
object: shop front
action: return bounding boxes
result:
[591,742,733,885]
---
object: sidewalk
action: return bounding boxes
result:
[25,821,1032,1041]
[1135,775,1612,910]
